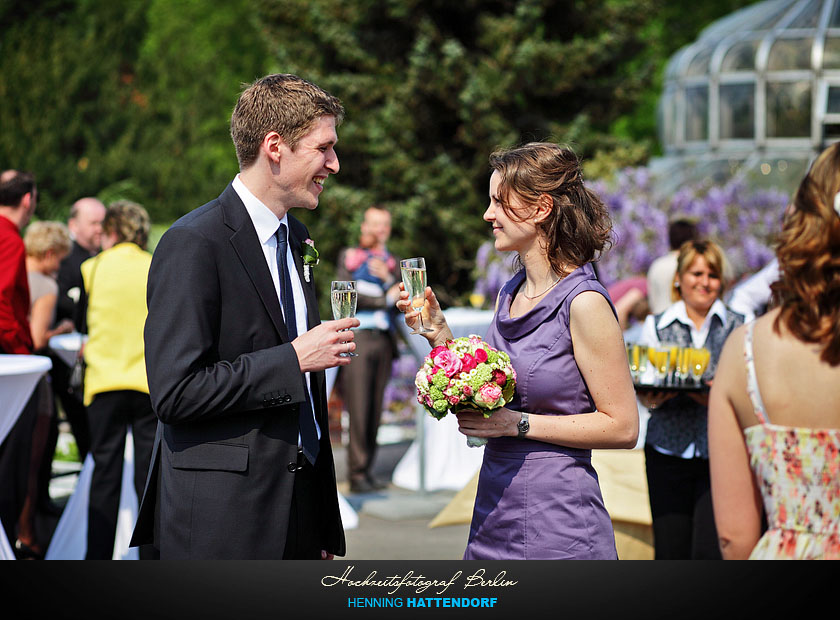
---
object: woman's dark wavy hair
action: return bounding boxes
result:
[488,142,613,276]
[770,142,840,365]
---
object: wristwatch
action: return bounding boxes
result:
[516,412,530,438]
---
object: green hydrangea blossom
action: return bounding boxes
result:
[467,365,493,391]
[431,370,449,389]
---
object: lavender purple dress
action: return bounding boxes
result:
[463,263,618,560]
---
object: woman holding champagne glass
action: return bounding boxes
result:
[636,239,744,559]
[398,142,639,560]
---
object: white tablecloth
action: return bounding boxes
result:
[46,428,139,560]
[48,332,87,367]
[0,354,53,560]
[391,307,493,492]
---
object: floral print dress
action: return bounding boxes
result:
[743,321,840,559]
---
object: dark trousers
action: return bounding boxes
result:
[339,329,393,482]
[0,390,37,543]
[37,354,91,509]
[644,445,721,560]
[48,354,91,456]
[282,450,323,559]
[86,390,157,560]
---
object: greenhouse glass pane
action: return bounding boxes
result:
[722,40,757,71]
[663,95,677,146]
[828,86,840,115]
[788,0,821,28]
[720,83,755,139]
[686,47,712,76]
[824,37,840,69]
[767,82,811,137]
[752,1,797,30]
[831,0,840,27]
[685,85,709,141]
[768,38,813,71]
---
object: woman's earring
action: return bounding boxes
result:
[674,281,680,288]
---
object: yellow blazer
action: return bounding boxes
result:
[81,242,151,405]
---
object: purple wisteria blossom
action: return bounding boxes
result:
[595,167,788,288]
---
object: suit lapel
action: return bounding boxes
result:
[221,185,291,342]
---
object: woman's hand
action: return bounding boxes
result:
[47,318,75,339]
[455,407,519,439]
[396,283,453,347]
[637,389,677,411]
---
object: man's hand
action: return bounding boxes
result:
[367,257,391,282]
[292,318,360,372]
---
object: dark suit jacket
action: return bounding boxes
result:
[55,241,94,332]
[130,183,345,559]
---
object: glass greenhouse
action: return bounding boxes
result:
[652,0,840,192]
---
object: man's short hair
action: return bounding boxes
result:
[230,73,344,170]
[668,218,699,250]
[0,170,35,207]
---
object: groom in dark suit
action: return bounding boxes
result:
[130,74,358,559]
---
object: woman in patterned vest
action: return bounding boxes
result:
[637,239,744,559]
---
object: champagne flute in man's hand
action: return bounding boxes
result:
[400,257,433,334]
[331,280,358,356]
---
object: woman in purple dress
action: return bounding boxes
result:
[399,143,639,559]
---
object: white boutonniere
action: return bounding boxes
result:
[302,238,320,283]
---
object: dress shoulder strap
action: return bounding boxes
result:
[743,321,770,425]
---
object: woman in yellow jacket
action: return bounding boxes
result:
[81,200,156,560]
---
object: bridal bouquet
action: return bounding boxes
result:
[415,335,516,447]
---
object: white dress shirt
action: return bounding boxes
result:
[639,298,730,350]
[645,251,678,315]
[232,174,320,440]
[726,257,778,321]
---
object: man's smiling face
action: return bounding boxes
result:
[276,115,339,211]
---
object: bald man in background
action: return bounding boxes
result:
[56,197,106,332]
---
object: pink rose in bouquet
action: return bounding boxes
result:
[415,335,517,446]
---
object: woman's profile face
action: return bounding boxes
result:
[677,255,721,315]
[483,171,538,254]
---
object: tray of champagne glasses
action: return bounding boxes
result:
[626,343,711,393]
[632,381,709,393]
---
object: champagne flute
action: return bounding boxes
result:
[666,343,679,385]
[653,348,671,387]
[331,280,358,357]
[400,257,433,334]
[690,347,711,387]
[628,343,646,384]
[675,347,690,384]
[629,344,648,385]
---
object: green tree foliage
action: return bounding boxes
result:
[0,0,151,219]
[256,0,661,304]
[1,0,760,305]
[0,0,268,222]
[132,0,269,217]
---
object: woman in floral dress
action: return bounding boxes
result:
[708,142,840,560]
